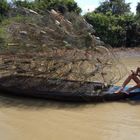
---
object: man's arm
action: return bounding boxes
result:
[136,67,140,75]
[131,67,140,75]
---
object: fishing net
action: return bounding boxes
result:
[0,8,127,96]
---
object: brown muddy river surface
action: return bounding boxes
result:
[0,53,140,140]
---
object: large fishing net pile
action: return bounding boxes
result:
[0,8,127,94]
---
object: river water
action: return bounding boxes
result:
[0,56,140,140]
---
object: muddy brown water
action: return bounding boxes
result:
[0,55,140,140]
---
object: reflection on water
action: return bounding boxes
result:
[0,56,140,140]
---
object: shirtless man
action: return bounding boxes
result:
[115,67,140,94]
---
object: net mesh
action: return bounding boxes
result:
[0,8,127,95]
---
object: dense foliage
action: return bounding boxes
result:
[136,2,140,15]
[12,0,82,14]
[95,0,131,15]
[0,0,10,21]
[85,0,140,47]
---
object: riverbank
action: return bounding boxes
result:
[112,47,140,58]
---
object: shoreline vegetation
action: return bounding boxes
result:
[113,47,140,57]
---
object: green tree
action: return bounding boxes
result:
[136,2,140,15]
[12,0,35,9]
[95,0,130,15]
[0,0,10,16]
[84,11,137,47]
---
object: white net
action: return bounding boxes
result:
[0,8,127,94]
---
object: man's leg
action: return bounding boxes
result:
[115,73,139,93]
[126,77,140,92]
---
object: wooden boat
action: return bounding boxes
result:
[0,75,139,102]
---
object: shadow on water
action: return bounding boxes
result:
[0,92,95,110]
[0,92,140,110]
[125,100,140,106]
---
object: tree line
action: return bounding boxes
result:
[0,0,140,47]
[84,0,140,47]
